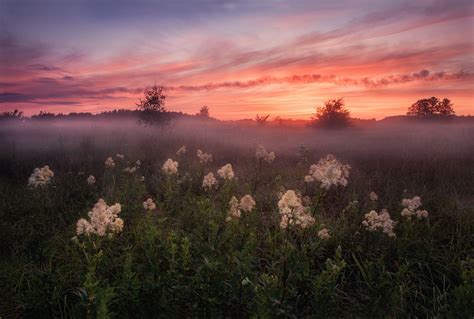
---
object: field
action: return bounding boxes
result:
[0,119,473,318]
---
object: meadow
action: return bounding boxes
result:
[0,118,473,318]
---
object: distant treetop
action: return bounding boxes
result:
[197,105,210,117]
[136,84,168,125]
[407,97,455,117]
[312,98,351,129]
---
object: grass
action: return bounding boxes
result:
[0,120,473,318]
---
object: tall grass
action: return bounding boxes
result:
[0,120,473,318]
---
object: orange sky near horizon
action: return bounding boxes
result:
[1,0,473,119]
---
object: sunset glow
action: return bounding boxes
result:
[1,0,473,119]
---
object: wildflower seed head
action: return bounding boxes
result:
[318,228,331,240]
[105,157,115,168]
[255,144,276,163]
[401,196,428,220]
[202,172,218,189]
[143,198,156,211]
[75,199,123,237]
[369,191,378,201]
[176,145,187,156]
[87,175,96,185]
[162,159,178,175]
[217,163,235,180]
[227,196,241,220]
[197,149,213,164]
[28,165,54,187]
[362,209,396,238]
[307,155,351,189]
[278,190,315,229]
[239,194,256,213]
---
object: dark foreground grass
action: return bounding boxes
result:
[0,120,473,318]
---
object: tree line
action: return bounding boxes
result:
[1,83,457,128]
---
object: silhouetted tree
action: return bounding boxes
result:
[136,84,168,125]
[31,111,57,120]
[313,98,350,129]
[0,109,23,121]
[197,105,210,117]
[407,96,455,117]
[255,114,270,126]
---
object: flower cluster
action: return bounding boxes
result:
[176,145,187,156]
[123,166,137,174]
[226,194,256,221]
[401,196,428,220]
[305,154,351,189]
[28,165,54,187]
[76,199,124,237]
[255,144,276,163]
[105,157,115,168]
[202,172,218,189]
[318,228,331,240]
[87,175,96,185]
[162,159,178,175]
[197,150,213,164]
[143,198,156,211]
[362,209,396,238]
[217,163,235,180]
[278,190,315,229]
[116,153,124,159]
[369,191,378,201]
[239,195,256,212]
[226,196,241,221]
[124,159,141,173]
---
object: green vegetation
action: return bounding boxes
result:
[0,121,473,318]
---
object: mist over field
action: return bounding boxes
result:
[2,118,474,157]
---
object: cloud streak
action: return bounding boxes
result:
[168,70,473,91]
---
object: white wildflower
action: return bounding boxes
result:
[307,154,350,189]
[123,166,137,174]
[116,153,124,159]
[135,160,141,166]
[87,175,96,185]
[140,176,145,182]
[255,144,276,163]
[416,210,429,219]
[197,150,213,164]
[202,172,218,189]
[143,198,156,211]
[369,192,378,201]
[75,199,123,237]
[28,165,54,187]
[278,190,315,229]
[226,196,241,221]
[318,228,331,240]
[401,196,428,220]
[176,146,187,156]
[162,159,178,175]
[362,209,396,238]
[105,157,115,168]
[239,194,256,213]
[217,163,235,180]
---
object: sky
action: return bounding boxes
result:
[0,0,473,119]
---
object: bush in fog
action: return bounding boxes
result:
[312,98,351,129]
